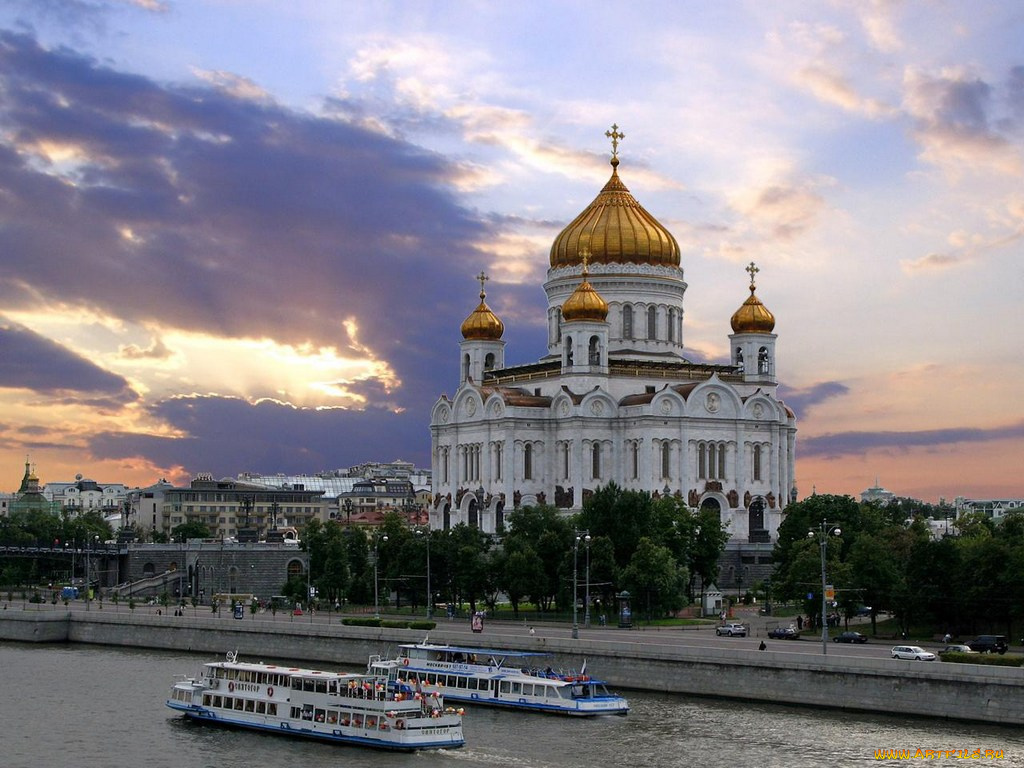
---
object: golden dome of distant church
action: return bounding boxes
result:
[550,124,680,269]
[730,261,776,334]
[460,271,505,340]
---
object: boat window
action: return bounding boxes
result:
[213,695,222,707]
[522,684,533,696]
[290,706,301,719]
[256,701,266,714]
[550,687,565,699]
[268,703,277,717]
[314,708,326,722]
[245,699,255,712]
[316,680,328,694]
[511,682,521,694]
[456,676,468,689]
[234,698,244,710]
[327,710,338,724]
[500,681,510,693]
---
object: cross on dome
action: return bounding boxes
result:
[746,261,760,288]
[605,124,625,167]
[476,270,489,298]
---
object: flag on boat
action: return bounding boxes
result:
[580,659,587,677]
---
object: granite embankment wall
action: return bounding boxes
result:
[3,610,1022,725]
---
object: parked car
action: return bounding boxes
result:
[768,626,799,640]
[854,606,872,617]
[716,622,747,637]
[967,635,1008,654]
[834,631,868,644]
[891,645,936,661]
[941,644,977,654]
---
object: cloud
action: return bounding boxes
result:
[88,393,431,476]
[0,29,508,416]
[0,316,137,400]
[778,381,849,418]
[800,421,1024,459]
[903,66,1023,176]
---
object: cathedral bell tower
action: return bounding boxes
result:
[459,271,505,384]
[729,261,777,385]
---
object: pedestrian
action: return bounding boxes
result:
[529,626,536,636]
[758,640,766,651]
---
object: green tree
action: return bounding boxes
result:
[620,537,685,621]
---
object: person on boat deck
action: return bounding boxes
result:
[545,666,554,676]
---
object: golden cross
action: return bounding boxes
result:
[605,123,625,159]
[476,271,489,297]
[746,261,759,287]
[580,247,591,276]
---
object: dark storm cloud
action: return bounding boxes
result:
[777,380,848,417]
[88,394,431,476]
[800,421,1024,459]
[0,317,137,400]
[0,29,512,419]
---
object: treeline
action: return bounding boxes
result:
[0,508,113,586]
[296,483,728,619]
[771,493,1020,638]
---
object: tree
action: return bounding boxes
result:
[171,520,211,542]
[620,537,686,621]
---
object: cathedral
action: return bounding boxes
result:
[430,126,797,570]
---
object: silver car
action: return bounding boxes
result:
[891,645,936,661]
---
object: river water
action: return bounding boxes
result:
[1,643,1022,767]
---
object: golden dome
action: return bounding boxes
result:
[550,125,680,269]
[730,261,775,334]
[461,272,504,340]
[561,253,609,322]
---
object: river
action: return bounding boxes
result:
[1,643,1021,767]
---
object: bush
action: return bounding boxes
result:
[342,617,382,627]
[939,651,1024,667]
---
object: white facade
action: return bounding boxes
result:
[430,144,797,552]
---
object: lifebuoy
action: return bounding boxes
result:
[395,719,405,730]
[267,686,274,697]
[228,681,235,692]
[402,658,409,666]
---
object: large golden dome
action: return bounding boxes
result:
[550,127,680,269]
[730,262,775,334]
[561,255,609,322]
[461,273,504,340]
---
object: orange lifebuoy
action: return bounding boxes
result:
[228,681,235,692]
[402,658,409,666]
[267,686,274,697]
[395,719,405,730]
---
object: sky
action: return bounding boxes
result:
[0,1,1022,503]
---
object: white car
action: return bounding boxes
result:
[891,645,936,661]
[716,623,747,637]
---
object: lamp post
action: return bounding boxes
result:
[583,533,592,629]
[572,533,580,639]
[373,531,388,620]
[808,520,842,655]
[343,498,353,526]
[417,527,432,619]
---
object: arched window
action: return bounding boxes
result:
[708,443,717,479]
[749,497,765,532]
[592,443,601,480]
[468,498,478,529]
[661,442,671,479]
[287,559,304,580]
[484,352,495,371]
[668,308,676,342]
[588,335,601,365]
[524,443,533,481]
[698,443,707,479]
[565,337,573,366]
[700,496,723,525]
[441,447,449,484]
[555,309,562,342]
[631,442,639,480]
[647,306,657,340]
[758,347,770,374]
[561,443,570,480]
[736,348,744,369]
[462,353,471,381]
[622,305,633,339]
[494,442,503,482]
[753,444,762,482]
[443,505,451,531]
[718,443,726,479]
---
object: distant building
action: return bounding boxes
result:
[955,496,1024,523]
[860,479,895,505]
[10,460,61,516]
[147,473,328,540]
[44,474,129,518]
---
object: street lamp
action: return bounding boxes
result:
[583,533,592,629]
[572,530,589,639]
[417,527,432,619]
[808,520,842,655]
[373,531,388,620]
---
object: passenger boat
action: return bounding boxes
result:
[166,651,465,751]
[368,641,629,716]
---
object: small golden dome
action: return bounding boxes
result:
[550,125,680,269]
[730,261,775,334]
[461,272,504,340]
[561,252,609,322]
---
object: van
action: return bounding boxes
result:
[967,635,1008,654]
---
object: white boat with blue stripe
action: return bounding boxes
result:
[368,641,629,716]
[166,651,464,751]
